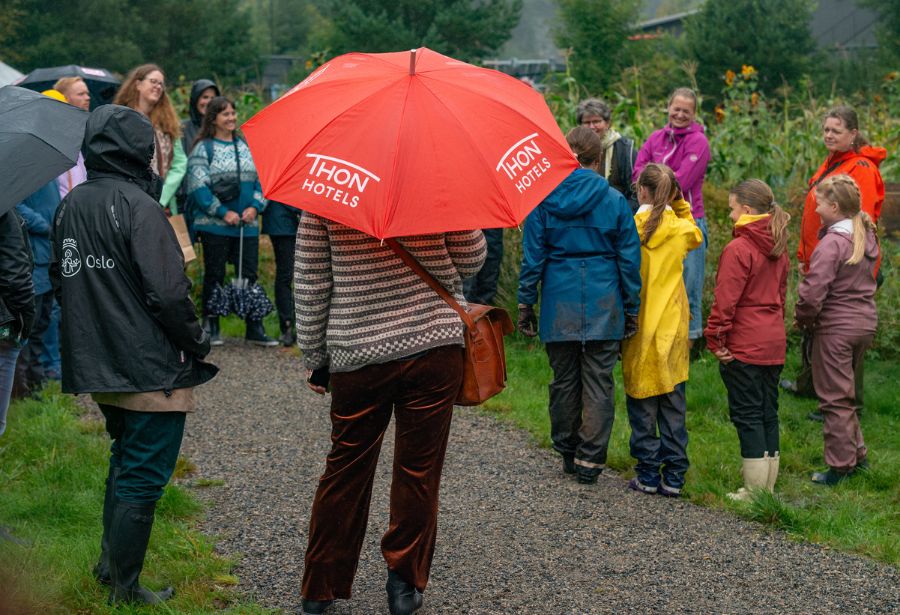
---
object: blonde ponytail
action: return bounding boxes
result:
[847,211,875,266]
[816,174,873,265]
[729,179,791,257]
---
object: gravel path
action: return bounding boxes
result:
[181,342,899,614]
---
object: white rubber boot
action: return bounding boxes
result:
[727,455,770,501]
[766,451,780,493]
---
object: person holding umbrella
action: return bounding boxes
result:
[187,96,276,346]
[113,64,186,215]
[50,104,217,605]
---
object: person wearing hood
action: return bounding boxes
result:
[577,98,638,211]
[704,180,790,501]
[795,175,878,486]
[176,79,220,217]
[633,88,710,352]
[785,106,886,405]
[517,126,642,485]
[50,104,218,604]
[622,163,702,498]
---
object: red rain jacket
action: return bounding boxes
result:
[797,146,885,271]
[705,217,789,365]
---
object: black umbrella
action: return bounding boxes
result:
[0,85,88,216]
[205,224,274,320]
[15,65,120,110]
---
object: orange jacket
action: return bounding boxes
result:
[797,145,886,270]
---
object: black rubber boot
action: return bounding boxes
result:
[386,569,423,615]
[108,501,174,605]
[245,320,278,347]
[93,465,121,585]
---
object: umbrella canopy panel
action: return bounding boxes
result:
[16,65,120,109]
[0,85,89,215]
[243,48,578,239]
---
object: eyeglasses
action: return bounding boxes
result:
[581,119,608,127]
[142,77,165,89]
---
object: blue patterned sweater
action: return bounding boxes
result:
[187,137,266,237]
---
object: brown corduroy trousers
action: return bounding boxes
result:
[811,332,872,472]
[301,345,464,601]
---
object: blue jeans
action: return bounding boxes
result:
[0,343,22,437]
[41,299,61,378]
[626,383,689,489]
[683,217,708,340]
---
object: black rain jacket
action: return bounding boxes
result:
[0,209,35,341]
[50,104,218,394]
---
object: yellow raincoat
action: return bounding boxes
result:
[622,199,702,398]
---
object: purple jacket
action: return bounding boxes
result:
[795,224,878,335]
[633,122,710,219]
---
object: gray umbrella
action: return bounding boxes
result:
[0,85,89,216]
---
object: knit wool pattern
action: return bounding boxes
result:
[295,213,487,372]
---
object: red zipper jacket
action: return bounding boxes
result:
[705,216,789,365]
[797,146,885,271]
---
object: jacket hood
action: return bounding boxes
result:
[540,168,609,220]
[641,209,677,249]
[857,145,887,167]
[734,217,778,259]
[189,79,220,126]
[665,121,705,138]
[83,105,162,200]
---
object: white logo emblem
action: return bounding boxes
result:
[301,153,381,208]
[61,238,81,277]
[496,133,552,194]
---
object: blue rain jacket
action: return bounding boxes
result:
[517,168,641,343]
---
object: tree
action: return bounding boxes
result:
[860,0,900,64]
[0,0,260,84]
[553,0,643,94]
[684,0,817,98]
[322,0,523,63]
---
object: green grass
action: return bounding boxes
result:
[0,385,273,614]
[484,338,899,565]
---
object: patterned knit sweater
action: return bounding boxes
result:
[295,213,486,372]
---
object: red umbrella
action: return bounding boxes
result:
[242,47,578,239]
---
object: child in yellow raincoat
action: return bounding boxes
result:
[622,163,702,497]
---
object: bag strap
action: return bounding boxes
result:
[808,157,846,192]
[233,138,241,181]
[385,238,476,330]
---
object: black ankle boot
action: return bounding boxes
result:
[386,569,423,615]
[93,465,121,585]
[108,501,174,605]
[245,319,278,347]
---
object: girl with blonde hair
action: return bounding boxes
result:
[114,64,185,214]
[705,179,790,499]
[621,163,702,497]
[795,174,878,486]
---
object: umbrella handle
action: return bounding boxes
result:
[237,222,244,280]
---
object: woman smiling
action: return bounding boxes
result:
[113,64,186,215]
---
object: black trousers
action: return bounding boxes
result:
[545,340,619,470]
[99,404,186,504]
[719,360,782,458]
[270,234,296,325]
[200,232,259,317]
[463,228,503,305]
